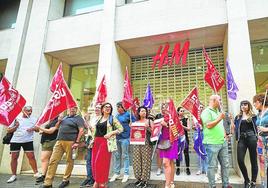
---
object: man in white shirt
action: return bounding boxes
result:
[6,106,41,183]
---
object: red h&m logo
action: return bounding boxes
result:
[152,40,190,70]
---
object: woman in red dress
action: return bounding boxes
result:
[91,102,123,188]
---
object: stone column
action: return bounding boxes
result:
[226,0,256,180]
[97,0,131,108]
[0,0,33,174]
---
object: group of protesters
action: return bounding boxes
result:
[4,90,268,188]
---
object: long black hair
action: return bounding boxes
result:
[137,106,148,120]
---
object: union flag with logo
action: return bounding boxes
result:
[0,76,26,126]
[36,63,77,126]
[203,47,225,92]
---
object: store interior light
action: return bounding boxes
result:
[259,47,264,55]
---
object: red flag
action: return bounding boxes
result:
[0,76,26,126]
[181,87,202,125]
[96,75,107,104]
[131,97,140,115]
[165,99,184,143]
[50,63,64,92]
[122,67,133,110]
[36,65,77,126]
[203,47,225,92]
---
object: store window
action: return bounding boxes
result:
[69,63,98,163]
[131,46,233,167]
[64,0,104,16]
[0,59,7,79]
[251,41,268,93]
[0,0,20,30]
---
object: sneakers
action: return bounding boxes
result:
[121,175,129,183]
[244,182,250,188]
[139,181,148,188]
[215,172,221,180]
[176,168,180,175]
[58,180,70,188]
[186,168,191,175]
[34,172,43,178]
[80,178,90,187]
[135,180,142,187]
[36,175,45,183]
[7,175,17,183]
[156,168,162,176]
[109,174,120,182]
[196,170,201,175]
[250,181,256,188]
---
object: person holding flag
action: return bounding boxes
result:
[175,107,191,176]
[38,63,85,188]
[132,106,153,188]
[35,115,63,184]
[253,91,268,188]
[157,100,180,188]
[7,106,42,183]
[201,95,231,188]
[40,107,85,188]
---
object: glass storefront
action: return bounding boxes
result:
[251,41,268,93]
[64,0,104,16]
[131,46,233,167]
[0,59,7,79]
[69,63,98,163]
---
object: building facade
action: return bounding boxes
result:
[0,0,267,178]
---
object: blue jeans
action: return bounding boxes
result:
[204,141,229,188]
[113,138,130,175]
[86,148,93,179]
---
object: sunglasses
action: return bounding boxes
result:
[104,105,111,108]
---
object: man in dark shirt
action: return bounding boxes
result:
[40,107,85,188]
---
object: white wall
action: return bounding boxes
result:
[45,10,103,52]
[246,0,268,20]
[0,29,13,60]
[115,0,227,40]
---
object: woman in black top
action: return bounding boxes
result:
[35,115,62,183]
[91,103,123,188]
[232,100,258,188]
[176,107,191,175]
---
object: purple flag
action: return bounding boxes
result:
[226,58,239,100]
[193,127,207,160]
[143,83,154,109]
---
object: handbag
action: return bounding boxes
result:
[107,136,117,152]
[2,132,13,144]
[157,139,171,150]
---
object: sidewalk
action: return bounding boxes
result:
[0,174,245,188]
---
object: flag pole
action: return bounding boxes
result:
[211,74,224,113]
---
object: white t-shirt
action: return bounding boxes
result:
[10,116,37,143]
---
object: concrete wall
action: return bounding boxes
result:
[115,0,227,40]
[246,0,268,20]
[45,10,103,52]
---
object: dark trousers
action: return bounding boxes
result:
[176,140,190,168]
[237,136,258,182]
